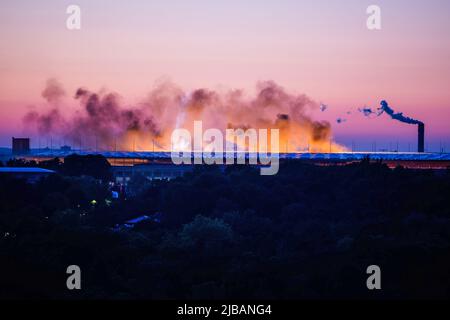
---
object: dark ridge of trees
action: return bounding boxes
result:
[6,158,39,167]
[1,160,450,299]
[62,154,112,180]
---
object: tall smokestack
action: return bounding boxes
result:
[418,123,425,153]
[372,101,425,153]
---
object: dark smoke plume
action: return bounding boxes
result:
[358,106,381,117]
[23,80,345,152]
[379,100,423,125]
[359,101,423,125]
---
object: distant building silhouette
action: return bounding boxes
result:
[12,137,30,155]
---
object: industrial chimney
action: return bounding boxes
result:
[418,123,425,153]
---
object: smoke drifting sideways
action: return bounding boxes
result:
[359,100,423,126]
[358,106,382,118]
[380,100,423,125]
[23,79,345,153]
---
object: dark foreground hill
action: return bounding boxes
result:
[1,159,450,299]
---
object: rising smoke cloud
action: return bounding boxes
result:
[23,80,345,152]
[23,79,66,134]
[41,78,66,104]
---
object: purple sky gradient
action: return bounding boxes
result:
[0,0,449,151]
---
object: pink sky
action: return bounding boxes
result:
[1,0,449,151]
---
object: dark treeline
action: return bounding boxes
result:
[1,158,450,299]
